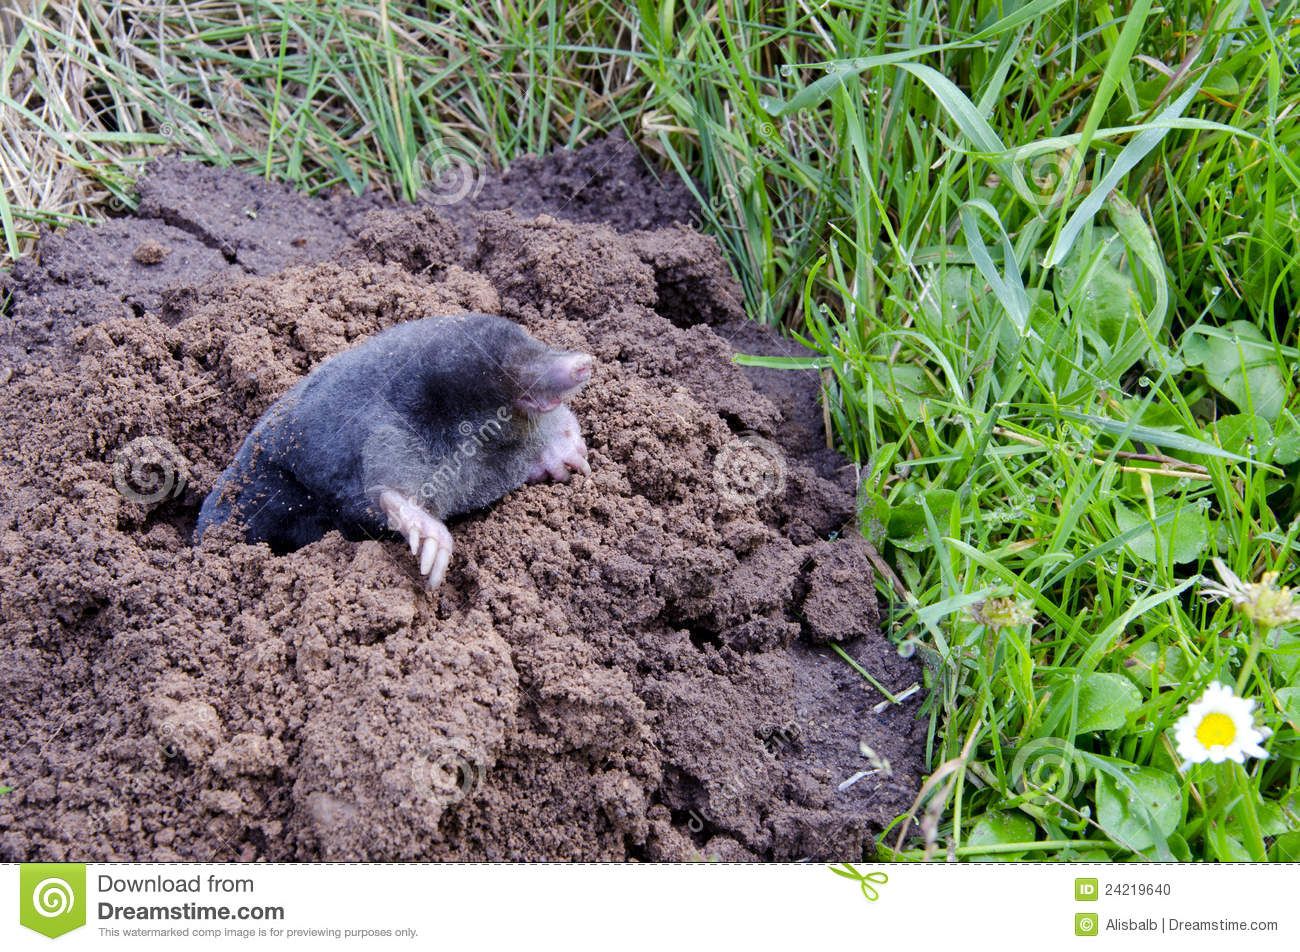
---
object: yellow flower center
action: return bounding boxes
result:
[1196,712,1237,748]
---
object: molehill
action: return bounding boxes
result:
[0,136,923,860]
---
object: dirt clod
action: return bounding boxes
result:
[131,240,170,266]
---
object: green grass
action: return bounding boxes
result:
[5,0,1300,861]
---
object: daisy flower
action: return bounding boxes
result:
[1200,558,1300,629]
[1173,682,1271,766]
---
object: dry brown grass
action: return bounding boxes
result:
[0,0,639,260]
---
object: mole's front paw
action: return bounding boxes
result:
[378,489,454,590]
[527,411,591,484]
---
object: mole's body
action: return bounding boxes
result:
[196,313,593,588]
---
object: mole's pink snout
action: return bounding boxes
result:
[556,353,593,389]
[516,351,594,415]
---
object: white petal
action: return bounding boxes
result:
[1176,739,1206,763]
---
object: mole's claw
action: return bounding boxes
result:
[379,489,455,592]
[527,408,591,486]
[428,543,452,590]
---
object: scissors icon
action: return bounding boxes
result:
[829,863,889,901]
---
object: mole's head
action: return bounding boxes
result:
[500,329,594,417]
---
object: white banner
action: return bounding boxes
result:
[3,862,1297,948]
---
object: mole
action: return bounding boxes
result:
[195,313,593,589]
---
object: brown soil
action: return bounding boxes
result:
[0,138,923,861]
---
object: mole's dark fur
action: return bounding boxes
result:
[196,314,593,561]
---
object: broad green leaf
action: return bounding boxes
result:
[1055,225,1149,374]
[1076,672,1143,732]
[1250,800,1291,838]
[866,361,933,419]
[1270,632,1300,684]
[1210,829,1253,863]
[1211,414,1273,459]
[966,810,1037,861]
[1270,832,1300,862]
[1272,411,1300,465]
[1095,766,1181,853]
[1112,499,1211,565]
[888,488,958,552]
[1202,64,1241,98]
[1122,642,1203,690]
[1182,321,1286,421]
[1276,687,1300,726]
